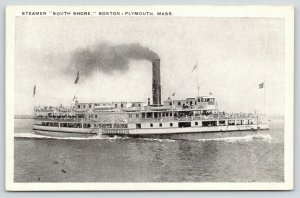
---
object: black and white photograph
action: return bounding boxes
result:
[5,5,294,191]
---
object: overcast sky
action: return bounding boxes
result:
[15,16,284,115]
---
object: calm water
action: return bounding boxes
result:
[14,117,284,182]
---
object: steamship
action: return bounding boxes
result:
[33,59,269,138]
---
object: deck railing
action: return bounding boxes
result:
[34,117,85,122]
[34,114,260,124]
[131,114,258,123]
[101,128,129,135]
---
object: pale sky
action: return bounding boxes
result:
[15,16,285,115]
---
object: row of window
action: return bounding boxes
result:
[139,120,254,129]
[88,115,98,118]
[149,123,173,127]
[170,98,215,106]
[78,104,92,109]
[147,122,199,128]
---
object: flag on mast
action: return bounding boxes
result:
[74,69,80,84]
[259,82,264,89]
[33,85,36,98]
[192,64,198,72]
[172,92,175,96]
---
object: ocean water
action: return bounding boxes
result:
[14,117,284,182]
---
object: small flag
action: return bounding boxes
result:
[259,82,264,89]
[33,85,36,98]
[74,70,80,84]
[192,64,198,72]
[172,92,175,96]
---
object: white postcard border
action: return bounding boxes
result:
[5,5,294,191]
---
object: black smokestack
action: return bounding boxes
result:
[70,42,159,76]
[152,59,161,106]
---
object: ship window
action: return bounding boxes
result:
[219,120,226,125]
[178,102,181,106]
[89,104,91,108]
[129,114,132,118]
[78,105,80,108]
[136,124,141,129]
[169,102,172,105]
[178,122,191,128]
[150,123,153,127]
[228,120,235,125]
[83,105,86,108]
[121,104,124,108]
[198,98,200,102]
[170,123,173,127]
[236,120,243,125]
[136,114,139,118]
[95,115,97,118]
[202,121,217,127]
[159,123,162,127]
[195,122,198,126]
[115,104,117,108]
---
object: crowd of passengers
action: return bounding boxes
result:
[36,114,84,120]
[34,105,72,112]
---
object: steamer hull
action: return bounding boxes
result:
[101,123,269,139]
[32,123,99,138]
[114,130,270,140]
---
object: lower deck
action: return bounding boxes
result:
[102,123,269,135]
[33,120,269,136]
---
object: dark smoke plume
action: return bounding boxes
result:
[70,42,159,77]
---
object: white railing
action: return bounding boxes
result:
[101,128,129,135]
[129,114,258,123]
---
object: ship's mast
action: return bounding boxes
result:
[192,63,200,97]
[264,81,269,124]
[197,64,200,97]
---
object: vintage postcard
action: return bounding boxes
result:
[6,5,294,191]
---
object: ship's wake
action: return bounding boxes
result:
[14,132,272,143]
[195,134,272,143]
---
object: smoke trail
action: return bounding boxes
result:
[70,42,159,77]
